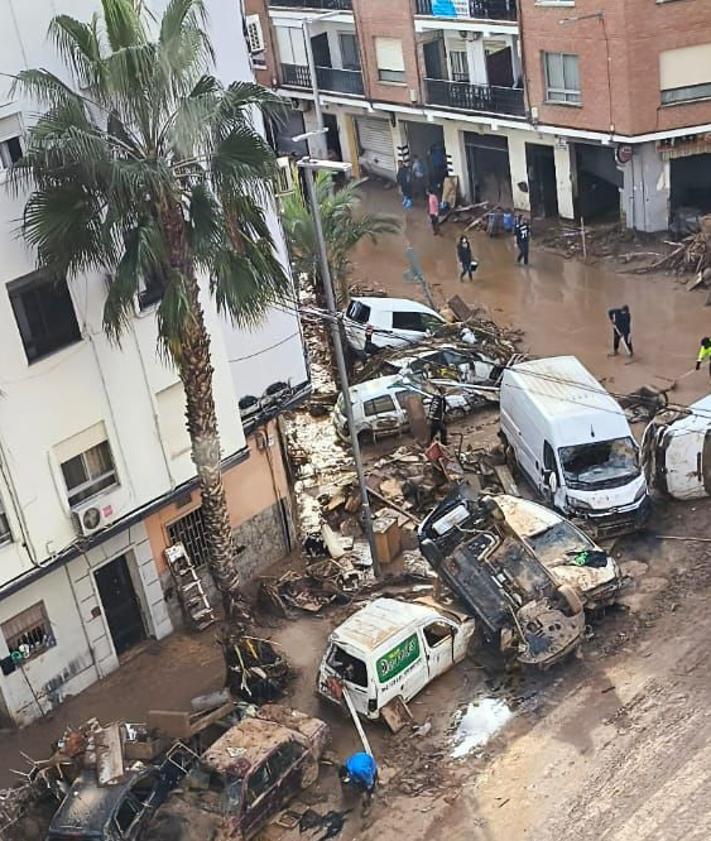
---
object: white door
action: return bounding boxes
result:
[356,117,396,177]
[422,620,457,681]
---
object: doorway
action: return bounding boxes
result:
[95,555,146,656]
[526,144,558,218]
[311,33,332,68]
[324,113,343,161]
[465,133,512,206]
[423,40,444,79]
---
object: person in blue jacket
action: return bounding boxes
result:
[339,751,378,812]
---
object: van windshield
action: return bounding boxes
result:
[558,437,640,490]
[327,645,367,688]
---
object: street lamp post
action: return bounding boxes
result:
[298,156,381,576]
[301,9,343,159]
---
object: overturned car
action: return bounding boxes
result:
[418,485,623,667]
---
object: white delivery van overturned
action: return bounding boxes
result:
[500,356,650,538]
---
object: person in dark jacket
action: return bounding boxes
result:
[427,388,448,445]
[396,162,413,205]
[608,305,632,356]
[514,215,531,265]
[456,236,476,281]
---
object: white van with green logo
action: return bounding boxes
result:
[317,598,476,720]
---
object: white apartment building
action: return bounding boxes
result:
[0,0,307,727]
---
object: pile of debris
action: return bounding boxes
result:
[258,557,359,616]
[219,631,291,702]
[637,228,711,276]
[619,385,670,423]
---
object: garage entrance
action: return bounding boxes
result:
[670,154,711,213]
[95,554,146,656]
[575,143,621,220]
[465,133,512,206]
[355,116,396,180]
[404,121,447,191]
[526,144,558,218]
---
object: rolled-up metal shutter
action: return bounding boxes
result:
[356,117,396,177]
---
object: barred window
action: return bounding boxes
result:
[2,602,55,662]
[167,508,210,568]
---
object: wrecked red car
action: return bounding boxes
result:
[148,705,329,841]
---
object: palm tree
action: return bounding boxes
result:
[10,0,289,605]
[280,172,399,305]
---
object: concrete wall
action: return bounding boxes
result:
[621,141,670,232]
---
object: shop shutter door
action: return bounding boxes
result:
[356,117,396,175]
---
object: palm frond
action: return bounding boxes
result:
[48,14,104,88]
[101,0,146,51]
[10,69,83,110]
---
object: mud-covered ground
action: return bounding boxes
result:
[4,184,711,840]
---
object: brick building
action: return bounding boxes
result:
[245,0,711,231]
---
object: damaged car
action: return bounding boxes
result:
[378,344,503,386]
[317,597,477,721]
[148,706,329,841]
[417,485,614,667]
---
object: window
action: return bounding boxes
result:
[8,272,81,363]
[2,602,55,662]
[0,498,10,546]
[326,644,368,687]
[269,742,305,778]
[168,507,210,568]
[392,311,425,331]
[364,395,397,416]
[450,49,470,82]
[346,300,371,323]
[0,136,22,169]
[137,270,165,311]
[660,44,711,105]
[543,52,581,104]
[61,441,118,507]
[275,26,307,66]
[375,37,406,83]
[339,33,360,70]
[424,621,453,647]
[246,761,274,806]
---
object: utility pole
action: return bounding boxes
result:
[298,156,381,576]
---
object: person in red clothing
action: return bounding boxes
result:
[427,190,440,236]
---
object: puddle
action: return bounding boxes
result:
[450,697,514,759]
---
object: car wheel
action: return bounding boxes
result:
[557,584,584,616]
[300,756,319,790]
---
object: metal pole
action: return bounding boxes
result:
[302,163,381,576]
[302,20,327,159]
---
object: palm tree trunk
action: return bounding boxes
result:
[163,204,240,605]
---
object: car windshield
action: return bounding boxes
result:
[526,521,592,565]
[559,437,640,490]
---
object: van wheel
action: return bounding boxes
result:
[558,584,584,616]
[300,756,319,789]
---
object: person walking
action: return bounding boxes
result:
[427,388,448,445]
[608,305,633,356]
[428,189,440,236]
[339,751,378,814]
[696,337,711,377]
[412,155,427,200]
[396,161,413,208]
[514,214,531,265]
[456,235,476,281]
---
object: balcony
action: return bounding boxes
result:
[281,63,364,96]
[425,78,525,117]
[269,0,352,9]
[415,0,517,21]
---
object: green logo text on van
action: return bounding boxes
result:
[376,633,420,684]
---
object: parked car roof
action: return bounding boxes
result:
[348,297,444,317]
[330,597,443,653]
[347,374,405,400]
[48,769,143,837]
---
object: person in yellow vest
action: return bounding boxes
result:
[696,337,711,377]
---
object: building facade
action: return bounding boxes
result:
[246,0,711,231]
[0,0,308,727]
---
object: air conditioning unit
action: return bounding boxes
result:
[72,499,115,537]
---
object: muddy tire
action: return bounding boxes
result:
[300,756,319,790]
[558,584,584,616]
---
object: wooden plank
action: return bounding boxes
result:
[148,710,192,740]
[494,464,520,496]
[95,723,124,785]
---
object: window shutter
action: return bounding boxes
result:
[246,14,264,54]
[660,43,711,90]
[375,37,405,72]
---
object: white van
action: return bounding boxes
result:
[317,597,476,720]
[500,356,650,538]
[332,374,475,441]
[649,393,711,500]
[343,297,446,352]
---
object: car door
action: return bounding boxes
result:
[113,795,142,840]
[241,756,280,840]
[422,620,457,681]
